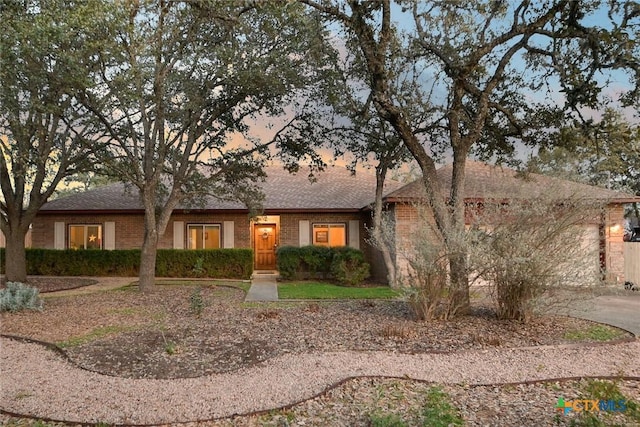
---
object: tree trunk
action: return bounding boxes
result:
[446,153,471,314]
[372,166,397,287]
[4,228,28,283]
[138,227,159,293]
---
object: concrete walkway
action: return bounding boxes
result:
[244,271,279,302]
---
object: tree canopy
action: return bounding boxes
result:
[78,0,334,291]
[0,0,117,282]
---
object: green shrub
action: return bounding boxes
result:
[2,248,252,279]
[276,245,370,285]
[300,245,333,276]
[0,282,44,312]
[276,246,304,280]
[330,246,370,286]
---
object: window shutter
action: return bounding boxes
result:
[104,222,116,250]
[348,220,360,249]
[299,220,310,246]
[223,221,234,248]
[54,222,65,249]
[173,221,184,249]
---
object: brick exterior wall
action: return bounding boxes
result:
[31,210,375,269]
[390,202,628,285]
[30,202,630,285]
[605,204,626,283]
[278,212,366,247]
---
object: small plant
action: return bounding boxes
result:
[160,330,178,355]
[421,386,464,427]
[192,257,206,277]
[189,286,205,316]
[0,282,43,312]
[165,341,177,355]
[369,412,408,427]
[579,379,640,423]
[582,379,625,401]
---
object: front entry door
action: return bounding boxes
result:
[254,224,276,270]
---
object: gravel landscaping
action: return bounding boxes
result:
[1,279,639,426]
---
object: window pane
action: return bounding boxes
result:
[313,225,330,246]
[69,226,85,250]
[204,225,220,249]
[86,226,101,249]
[313,224,346,247]
[188,226,202,250]
[188,224,220,249]
[329,224,346,247]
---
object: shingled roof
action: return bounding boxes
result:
[39,165,402,213]
[384,161,639,204]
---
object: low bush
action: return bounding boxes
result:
[0,282,44,312]
[330,246,370,286]
[275,246,304,280]
[276,245,370,285]
[1,248,252,279]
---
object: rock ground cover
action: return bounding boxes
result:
[0,279,638,426]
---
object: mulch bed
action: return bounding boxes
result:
[1,283,632,381]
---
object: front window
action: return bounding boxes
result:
[313,223,346,247]
[69,225,102,249]
[188,224,221,249]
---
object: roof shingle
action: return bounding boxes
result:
[385,161,639,203]
[40,166,402,212]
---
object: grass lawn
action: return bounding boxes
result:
[278,281,400,300]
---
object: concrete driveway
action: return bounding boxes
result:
[569,291,640,337]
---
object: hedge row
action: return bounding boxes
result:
[276,245,370,286]
[0,248,253,280]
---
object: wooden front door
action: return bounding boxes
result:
[254,224,277,270]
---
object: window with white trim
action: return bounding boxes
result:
[312,223,346,247]
[187,224,221,249]
[69,224,102,250]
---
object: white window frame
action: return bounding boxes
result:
[68,224,103,250]
[187,223,221,250]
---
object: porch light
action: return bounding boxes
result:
[610,224,622,233]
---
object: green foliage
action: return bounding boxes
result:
[583,379,626,401]
[276,245,370,285]
[189,287,205,316]
[0,282,44,313]
[0,248,252,279]
[192,257,206,277]
[421,387,464,427]
[330,246,371,286]
[563,325,626,342]
[300,245,333,276]
[278,282,398,300]
[275,246,303,280]
[156,249,253,279]
[57,325,132,348]
[0,0,122,281]
[368,413,408,427]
